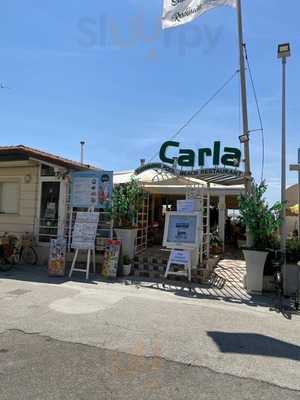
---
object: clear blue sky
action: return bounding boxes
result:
[0,0,299,203]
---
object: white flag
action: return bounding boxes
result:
[162,0,237,29]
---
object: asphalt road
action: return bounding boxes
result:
[0,266,300,399]
[1,330,300,400]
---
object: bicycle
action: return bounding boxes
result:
[0,232,38,271]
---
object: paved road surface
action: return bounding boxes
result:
[1,331,299,400]
[0,267,300,399]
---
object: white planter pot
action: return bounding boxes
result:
[243,250,268,294]
[115,228,137,259]
[123,264,132,276]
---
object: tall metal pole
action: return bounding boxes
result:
[281,57,287,294]
[237,0,252,247]
[237,0,251,190]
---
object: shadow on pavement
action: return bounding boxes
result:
[0,264,123,286]
[1,265,297,319]
[125,276,275,308]
[207,331,300,361]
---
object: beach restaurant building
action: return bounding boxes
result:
[114,140,246,256]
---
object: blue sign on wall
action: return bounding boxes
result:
[70,170,113,209]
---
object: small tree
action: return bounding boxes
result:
[113,177,143,228]
[239,181,282,250]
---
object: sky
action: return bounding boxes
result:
[0,0,299,204]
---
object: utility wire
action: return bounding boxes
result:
[149,70,240,162]
[244,44,265,182]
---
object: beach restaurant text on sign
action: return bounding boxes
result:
[114,140,246,256]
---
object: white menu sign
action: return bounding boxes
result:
[169,249,191,265]
[71,212,99,250]
[177,200,197,213]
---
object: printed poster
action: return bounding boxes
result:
[167,214,197,244]
[71,212,99,250]
[48,238,66,277]
[101,240,121,278]
[169,249,191,265]
[71,171,113,209]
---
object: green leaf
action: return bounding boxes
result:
[239,181,283,250]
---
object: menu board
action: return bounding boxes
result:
[167,215,197,243]
[169,249,191,265]
[177,200,197,213]
[163,212,201,250]
[71,171,113,209]
[101,240,121,278]
[48,238,66,277]
[71,212,99,250]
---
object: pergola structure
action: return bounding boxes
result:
[114,164,245,252]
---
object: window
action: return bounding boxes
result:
[41,164,56,177]
[0,182,20,214]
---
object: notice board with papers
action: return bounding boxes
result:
[71,212,100,250]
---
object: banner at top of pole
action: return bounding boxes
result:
[162,0,237,29]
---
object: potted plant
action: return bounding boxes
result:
[239,181,282,294]
[122,255,132,276]
[113,177,142,258]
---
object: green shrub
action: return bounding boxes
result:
[113,177,143,228]
[239,181,282,250]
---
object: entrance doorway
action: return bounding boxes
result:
[38,181,61,242]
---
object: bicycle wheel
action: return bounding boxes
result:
[20,246,38,265]
[0,257,12,272]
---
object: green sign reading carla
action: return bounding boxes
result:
[159,141,241,168]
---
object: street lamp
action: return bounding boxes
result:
[278,43,291,59]
[239,133,249,144]
[278,43,291,295]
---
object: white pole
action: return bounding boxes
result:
[237,0,252,248]
[281,56,287,294]
[80,141,85,164]
[236,0,251,189]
